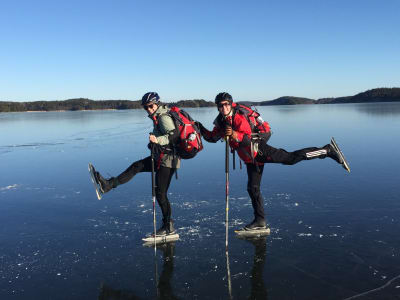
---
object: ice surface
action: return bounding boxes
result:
[1,105,400,299]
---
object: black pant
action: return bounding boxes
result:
[117,156,175,222]
[256,141,327,165]
[246,163,265,221]
[246,141,328,221]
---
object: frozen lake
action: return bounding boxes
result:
[1,102,400,299]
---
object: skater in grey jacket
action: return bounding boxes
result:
[91,92,180,235]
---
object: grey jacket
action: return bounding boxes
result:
[150,105,181,169]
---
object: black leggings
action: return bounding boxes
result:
[256,141,327,165]
[246,163,265,221]
[246,141,328,221]
[117,156,175,222]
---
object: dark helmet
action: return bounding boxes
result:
[141,92,160,106]
[215,92,233,105]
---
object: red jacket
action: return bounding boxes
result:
[201,103,262,164]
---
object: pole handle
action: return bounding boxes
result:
[225,136,229,173]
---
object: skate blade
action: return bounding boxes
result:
[235,228,270,237]
[330,138,350,173]
[142,233,180,245]
[88,163,103,200]
[95,189,102,200]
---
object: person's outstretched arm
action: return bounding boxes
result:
[197,122,222,143]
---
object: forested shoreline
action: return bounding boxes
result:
[1,88,399,112]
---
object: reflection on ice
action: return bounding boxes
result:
[234,236,268,300]
[99,243,178,300]
[0,184,19,191]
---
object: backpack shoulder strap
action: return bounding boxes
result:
[166,108,184,126]
[232,104,257,132]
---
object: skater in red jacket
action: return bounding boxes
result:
[199,92,350,231]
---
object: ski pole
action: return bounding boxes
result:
[150,143,159,297]
[151,143,157,249]
[225,136,230,249]
[232,149,236,170]
[225,136,232,299]
[226,244,233,299]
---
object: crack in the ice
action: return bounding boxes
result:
[343,274,400,300]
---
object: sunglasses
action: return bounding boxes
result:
[143,104,156,111]
[217,102,231,109]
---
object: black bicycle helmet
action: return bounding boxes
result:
[215,92,233,105]
[141,92,160,106]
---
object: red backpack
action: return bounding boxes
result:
[168,106,203,159]
[233,104,271,142]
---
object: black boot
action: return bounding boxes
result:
[166,220,175,234]
[244,219,267,231]
[325,138,351,172]
[325,142,350,172]
[94,171,118,194]
[324,144,343,164]
[156,219,175,236]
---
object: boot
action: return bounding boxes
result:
[325,138,351,172]
[244,219,267,231]
[94,171,118,194]
[156,219,175,236]
[166,220,175,234]
[324,144,343,165]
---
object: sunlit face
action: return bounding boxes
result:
[217,101,231,116]
[143,102,158,115]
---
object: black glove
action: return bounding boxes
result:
[195,121,206,133]
[148,143,162,154]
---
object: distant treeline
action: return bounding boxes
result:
[171,99,215,107]
[1,88,399,112]
[240,88,400,106]
[0,98,215,112]
[0,98,143,112]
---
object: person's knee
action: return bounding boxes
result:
[129,161,143,173]
[281,152,299,165]
[156,189,167,203]
[247,184,260,197]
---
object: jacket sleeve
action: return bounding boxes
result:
[156,114,179,146]
[200,123,223,143]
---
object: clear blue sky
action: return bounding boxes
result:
[1,0,399,102]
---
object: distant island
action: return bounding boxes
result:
[239,88,400,106]
[1,88,399,112]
